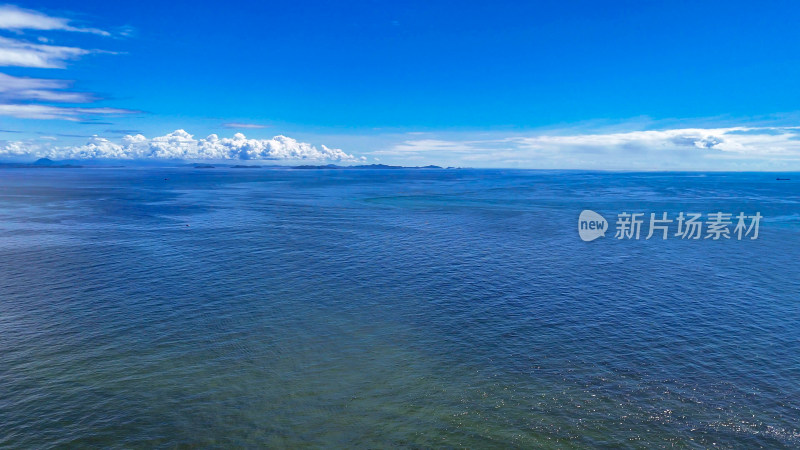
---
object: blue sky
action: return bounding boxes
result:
[2,0,800,169]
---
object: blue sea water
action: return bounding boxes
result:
[0,168,798,448]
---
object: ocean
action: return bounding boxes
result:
[1,168,798,447]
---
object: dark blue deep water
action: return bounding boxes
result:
[1,168,799,447]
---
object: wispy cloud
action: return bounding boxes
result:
[0,104,134,120]
[0,35,91,68]
[0,4,109,35]
[223,122,268,129]
[104,128,140,134]
[0,5,116,68]
[0,4,130,121]
[0,129,362,161]
[0,72,95,102]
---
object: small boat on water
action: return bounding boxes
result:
[776,177,790,181]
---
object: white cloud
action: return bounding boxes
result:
[0,5,118,69]
[381,139,481,154]
[0,5,126,120]
[372,127,800,170]
[0,103,134,120]
[0,129,360,161]
[223,122,267,129]
[0,35,90,68]
[5,126,800,169]
[0,5,109,35]
[0,5,134,127]
[0,72,94,102]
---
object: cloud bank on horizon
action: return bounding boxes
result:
[373,126,800,170]
[4,126,800,169]
[0,129,359,161]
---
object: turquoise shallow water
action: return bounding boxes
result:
[1,168,799,447]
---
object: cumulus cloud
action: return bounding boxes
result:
[372,127,800,170]
[0,129,360,161]
[0,5,109,35]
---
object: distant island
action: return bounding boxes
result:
[202,163,448,170]
[0,158,83,169]
[0,159,452,170]
[291,164,444,170]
